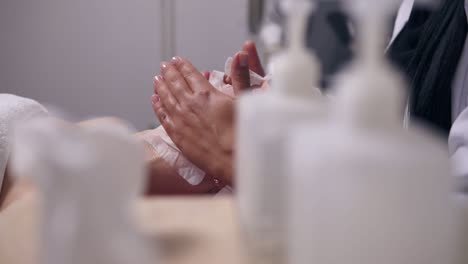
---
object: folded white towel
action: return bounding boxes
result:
[0,94,48,190]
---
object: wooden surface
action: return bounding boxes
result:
[0,193,247,264]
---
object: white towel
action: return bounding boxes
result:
[0,94,48,190]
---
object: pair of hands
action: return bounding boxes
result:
[151,41,265,187]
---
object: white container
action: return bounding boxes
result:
[11,119,156,264]
[235,0,325,262]
[287,1,458,263]
[288,122,457,264]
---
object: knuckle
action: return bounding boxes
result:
[186,98,200,110]
[174,104,188,116]
[166,97,179,110]
[187,93,208,111]
[179,60,197,76]
[165,71,180,85]
[195,89,210,99]
[158,111,168,124]
[182,66,197,79]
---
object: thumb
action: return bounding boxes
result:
[231,51,251,95]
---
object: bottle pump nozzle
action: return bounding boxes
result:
[335,0,406,129]
[281,0,315,50]
[272,0,321,98]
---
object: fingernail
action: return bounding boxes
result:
[239,52,248,67]
[160,62,168,70]
[172,56,181,62]
[154,76,160,87]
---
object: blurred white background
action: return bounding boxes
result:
[0,0,248,129]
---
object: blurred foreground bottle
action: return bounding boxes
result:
[287,0,459,263]
[236,0,326,263]
[11,118,157,264]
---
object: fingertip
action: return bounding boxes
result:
[243,40,255,48]
[153,75,162,92]
[153,76,158,93]
[242,40,265,77]
[160,61,169,72]
[242,40,256,52]
[230,52,251,94]
[171,56,183,66]
[232,51,241,64]
[172,56,188,66]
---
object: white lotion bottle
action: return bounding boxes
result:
[236,0,324,262]
[287,1,458,264]
[11,119,157,264]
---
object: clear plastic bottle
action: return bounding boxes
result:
[236,0,325,262]
[287,1,458,264]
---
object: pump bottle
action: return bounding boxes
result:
[287,1,458,263]
[236,0,325,262]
